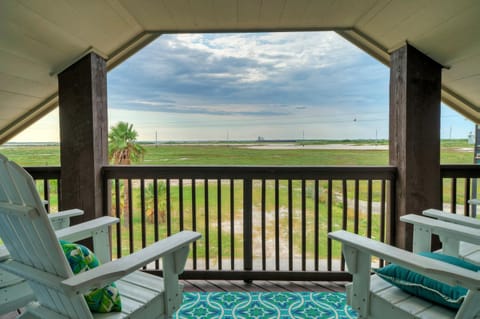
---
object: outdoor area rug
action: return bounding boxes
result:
[174,291,358,319]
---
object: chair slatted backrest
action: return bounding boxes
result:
[0,155,93,318]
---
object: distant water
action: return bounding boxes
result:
[2,142,60,147]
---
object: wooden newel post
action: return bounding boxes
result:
[389,44,442,250]
[58,52,108,227]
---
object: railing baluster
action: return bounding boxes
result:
[388,180,396,245]
[205,179,210,270]
[275,179,280,271]
[327,179,332,271]
[465,178,471,217]
[128,179,133,254]
[380,180,386,267]
[243,179,253,276]
[354,179,360,234]
[314,179,319,271]
[261,179,266,271]
[179,179,184,231]
[192,179,197,270]
[43,179,50,212]
[288,179,293,271]
[451,177,457,214]
[154,179,159,269]
[367,179,372,238]
[115,179,121,259]
[301,179,306,271]
[166,178,171,236]
[230,179,235,270]
[341,179,347,271]
[140,179,146,270]
[140,179,146,248]
[217,178,222,270]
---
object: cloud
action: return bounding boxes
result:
[105,31,398,140]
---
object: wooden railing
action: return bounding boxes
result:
[102,165,396,281]
[441,164,480,216]
[27,164,480,281]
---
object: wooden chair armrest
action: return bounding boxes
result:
[62,230,201,295]
[48,209,84,230]
[55,216,119,263]
[401,214,480,255]
[423,208,480,228]
[328,230,480,289]
[54,216,119,242]
[48,209,84,221]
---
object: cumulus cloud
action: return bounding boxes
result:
[106,31,395,140]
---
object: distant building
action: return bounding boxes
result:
[468,131,475,144]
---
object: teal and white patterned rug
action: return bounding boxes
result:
[175,292,358,318]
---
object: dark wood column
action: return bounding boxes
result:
[389,44,442,250]
[58,52,108,224]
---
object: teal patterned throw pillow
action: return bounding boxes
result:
[60,240,122,313]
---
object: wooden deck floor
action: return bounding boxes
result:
[182,280,347,293]
[0,281,347,318]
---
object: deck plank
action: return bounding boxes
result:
[0,281,348,319]
[182,280,348,293]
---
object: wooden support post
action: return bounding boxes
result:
[58,52,108,225]
[389,44,442,250]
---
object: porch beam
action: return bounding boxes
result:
[389,44,442,250]
[58,53,108,224]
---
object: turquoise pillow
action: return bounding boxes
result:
[60,240,122,313]
[374,252,479,310]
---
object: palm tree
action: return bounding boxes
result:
[108,122,145,225]
[108,122,145,165]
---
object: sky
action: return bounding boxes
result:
[10,32,475,143]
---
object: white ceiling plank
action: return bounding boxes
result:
[18,0,141,53]
[237,0,262,28]
[448,76,480,105]
[358,0,431,38]
[162,0,197,31]
[188,0,216,30]
[0,92,40,115]
[444,53,480,82]
[409,5,480,67]
[0,21,67,67]
[280,0,310,26]
[0,73,54,99]
[303,0,377,28]
[0,50,52,83]
[212,0,237,29]
[259,0,287,28]
[117,0,175,30]
[375,0,478,49]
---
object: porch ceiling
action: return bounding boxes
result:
[1,0,480,143]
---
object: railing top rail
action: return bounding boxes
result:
[24,164,480,180]
[441,164,480,178]
[102,165,397,180]
[24,166,61,179]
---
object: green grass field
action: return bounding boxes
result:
[0,139,474,166]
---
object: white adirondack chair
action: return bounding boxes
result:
[0,208,85,314]
[402,209,480,264]
[0,155,201,318]
[329,230,480,318]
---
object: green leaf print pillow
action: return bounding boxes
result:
[60,240,122,313]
